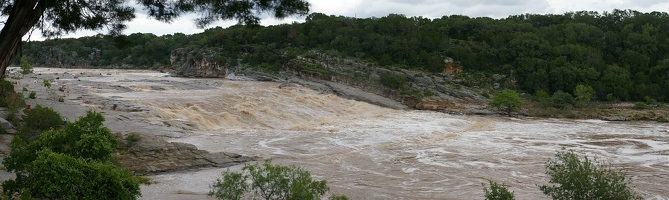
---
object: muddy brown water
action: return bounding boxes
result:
[9,68,669,200]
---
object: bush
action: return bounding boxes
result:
[539,149,641,200]
[482,180,515,200]
[633,102,647,110]
[19,56,33,74]
[551,91,575,109]
[209,159,341,200]
[22,104,62,132]
[21,87,27,91]
[28,91,36,99]
[125,132,142,146]
[2,110,140,199]
[379,73,408,89]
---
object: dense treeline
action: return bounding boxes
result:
[20,9,669,102]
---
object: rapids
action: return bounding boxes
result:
[38,69,669,199]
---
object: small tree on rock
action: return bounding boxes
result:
[19,56,33,75]
[489,89,524,117]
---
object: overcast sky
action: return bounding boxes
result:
[26,0,669,40]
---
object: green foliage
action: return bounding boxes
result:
[0,80,15,107]
[125,132,142,146]
[550,91,575,109]
[27,91,35,99]
[539,149,641,200]
[42,80,50,89]
[22,105,62,132]
[19,105,63,142]
[2,110,138,199]
[209,159,336,200]
[21,87,27,92]
[379,74,408,89]
[633,102,647,110]
[482,180,515,200]
[489,89,524,117]
[19,56,32,75]
[574,84,595,107]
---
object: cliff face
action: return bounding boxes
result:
[170,48,230,78]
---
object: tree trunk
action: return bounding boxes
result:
[0,0,46,78]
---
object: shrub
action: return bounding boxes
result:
[209,159,340,200]
[379,73,408,89]
[483,179,515,200]
[43,79,51,89]
[20,105,63,141]
[28,91,36,99]
[633,102,647,110]
[550,91,575,109]
[22,86,27,91]
[481,92,490,98]
[2,111,139,199]
[22,104,62,132]
[58,96,64,102]
[539,149,641,200]
[19,56,33,74]
[574,84,595,108]
[125,132,142,146]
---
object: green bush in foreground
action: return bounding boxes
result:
[2,110,140,199]
[483,179,515,200]
[209,159,342,200]
[538,149,641,200]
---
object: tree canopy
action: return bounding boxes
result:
[489,89,524,117]
[0,0,310,78]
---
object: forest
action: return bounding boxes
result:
[18,9,669,102]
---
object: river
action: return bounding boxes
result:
[21,68,669,200]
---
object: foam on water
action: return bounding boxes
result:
[57,68,668,200]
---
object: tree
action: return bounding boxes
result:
[489,89,524,117]
[209,159,337,200]
[539,149,642,200]
[2,110,140,199]
[18,55,32,74]
[0,0,310,79]
[574,84,595,107]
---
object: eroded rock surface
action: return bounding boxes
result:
[116,132,258,174]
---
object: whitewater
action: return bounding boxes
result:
[16,68,669,199]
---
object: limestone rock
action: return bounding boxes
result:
[117,132,258,174]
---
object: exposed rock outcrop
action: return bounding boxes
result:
[116,132,258,174]
[170,48,230,78]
